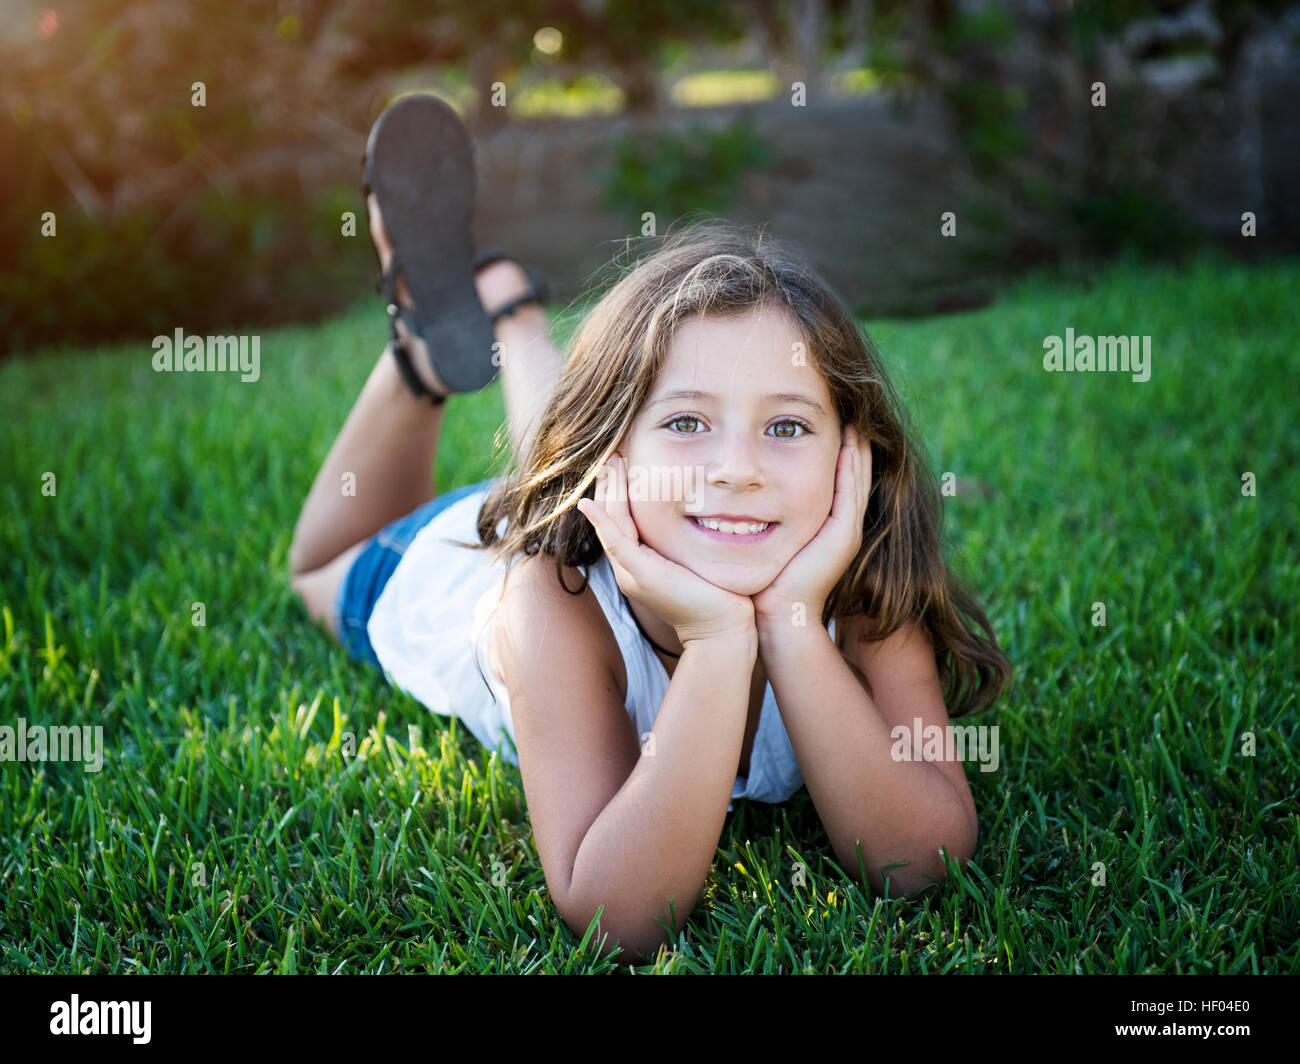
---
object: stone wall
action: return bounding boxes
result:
[472,94,998,318]
[469,5,1300,317]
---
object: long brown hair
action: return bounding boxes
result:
[466,221,1010,716]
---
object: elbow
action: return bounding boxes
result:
[555,847,698,965]
[886,835,975,900]
[843,810,978,900]
[554,891,681,966]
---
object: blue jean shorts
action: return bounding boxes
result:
[334,478,494,668]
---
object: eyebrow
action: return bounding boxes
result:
[646,389,829,417]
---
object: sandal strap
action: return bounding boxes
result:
[386,301,446,406]
[474,247,549,300]
[380,251,445,405]
[377,244,547,398]
[378,253,400,307]
[473,247,551,324]
[488,289,546,325]
[390,340,445,406]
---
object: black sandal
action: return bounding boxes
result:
[362,94,498,406]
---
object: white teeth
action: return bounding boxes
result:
[696,517,769,535]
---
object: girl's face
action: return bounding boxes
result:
[617,304,842,597]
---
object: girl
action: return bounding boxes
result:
[290,95,1011,965]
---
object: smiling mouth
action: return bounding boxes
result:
[688,516,778,541]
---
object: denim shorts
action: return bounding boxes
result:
[334,478,494,668]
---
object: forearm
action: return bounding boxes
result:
[759,623,977,895]
[566,630,757,960]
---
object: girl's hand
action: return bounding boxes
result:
[752,423,873,631]
[576,453,756,646]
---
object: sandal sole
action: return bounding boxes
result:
[365,95,498,395]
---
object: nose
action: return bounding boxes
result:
[705,429,765,491]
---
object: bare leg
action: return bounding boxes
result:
[290,196,564,633]
[290,540,367,637]
[288,345,444,577]
[493,300,565,464]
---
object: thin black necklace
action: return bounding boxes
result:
[618,589,681,659]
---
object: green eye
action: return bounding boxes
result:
[662,415,813,438]
[771,419,811,438]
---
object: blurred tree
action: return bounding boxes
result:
[0,0,755,351]
[4,0,1291,352]
[858,0,1298,258]
[540,0,748,113]
[0,0,387,350]
[600,116,775,227]
[791,0,829,96]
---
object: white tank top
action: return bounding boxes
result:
[366,479,831,810]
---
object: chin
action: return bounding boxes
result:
[702,569,778,598]
[672,551,790,598]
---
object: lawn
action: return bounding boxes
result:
[1,249,1296,973]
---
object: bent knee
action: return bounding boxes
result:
[287,536,314,579]
[290,544,365,639]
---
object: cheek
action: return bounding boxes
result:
[629,498,678,542]
[820,474,838,516]
[799,470,837,527]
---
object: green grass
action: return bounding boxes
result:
[1,250,1297,974]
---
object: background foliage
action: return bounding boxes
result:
[2,0,1296,351]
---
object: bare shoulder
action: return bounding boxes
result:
[834,611,935,670]
[835,611,941,697]
[495,553,627,701]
